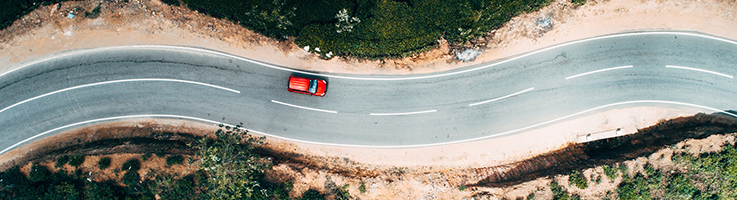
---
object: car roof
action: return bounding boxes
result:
[289,76,311,92]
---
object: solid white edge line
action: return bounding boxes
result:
[566,65,633,80]
[666,65,734,78]
[4,31,737,81]
[271,100,338,113]
[370,110,437,116]
[0,78,240,114]
[2,100,735,154]
[469,87,535,107]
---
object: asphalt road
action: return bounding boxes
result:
[1,31,737,153]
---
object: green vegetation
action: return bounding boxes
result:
[155,150,166,158]
[29,163,51,182]
[121,158,141,172]
[161,0,180,6]
[166,155,184,166]
[142,153,151,162]
[568,170,588,189]
[359,182,366,193]
[98,157,111,170]
[616,145,737,199]
[301,189,326,200]
[174,0,553,59]
[55,155,70,168]
[618,163,628,174]
[68,154,84,167]
[549,181,578,200]
[189,126,272,199]
[572,0,586,6]
[601,164,618,181]
[84,3,102,19]
[334,184,351,200]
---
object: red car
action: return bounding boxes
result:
[288,75,327,96]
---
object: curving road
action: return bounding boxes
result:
[1,31,737,154]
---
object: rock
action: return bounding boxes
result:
[456,48,482,62]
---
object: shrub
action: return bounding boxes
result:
[121,159,141,172]
[155,150,166,158]
[122,171,140,186]
[142,153,151,162]
[602,165,618,181]
[160,0,180,6]
[572,0,586,6]
[549,182,572,200]
[84,3,101,19]
[188,127,270,199]
[98,157,111,170]
[618,163,628,175]
[151,174,199,200]
[28,163,51,182]
[85,181,121,199]
[47,181,79,199]
[335,184,350,200]
[55,155,70,168]
[300,189,325,200]
[359,182,366,193]
[568,170,588,189]
[68,154,84,167]
[166,155,184,166]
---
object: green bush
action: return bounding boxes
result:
[142,153,151,162]
[98,157,111,170]
[155,150,166,158]
[601,165,618,181]
[122,171,140,186]
[29,163,51,182]
[68,154,84,167]
[85,181,122,199]
[189,127,270,200]
[47,181,79,199]
[56,155,70,168]
[121,159,141,172]
[359,182,366,193]
[300,189,325,200]
[571,0,586,6]
[618,163,628,175]
[160,0,180,6]
[151,174,200,200]
[549,182,572,200]
[84,3,101,19]
[568,170,588,189]
[166,155,184,166]
[335,184,350,200]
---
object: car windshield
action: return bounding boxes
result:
[308,79,318,93]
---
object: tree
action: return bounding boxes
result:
[188,125,270,200]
